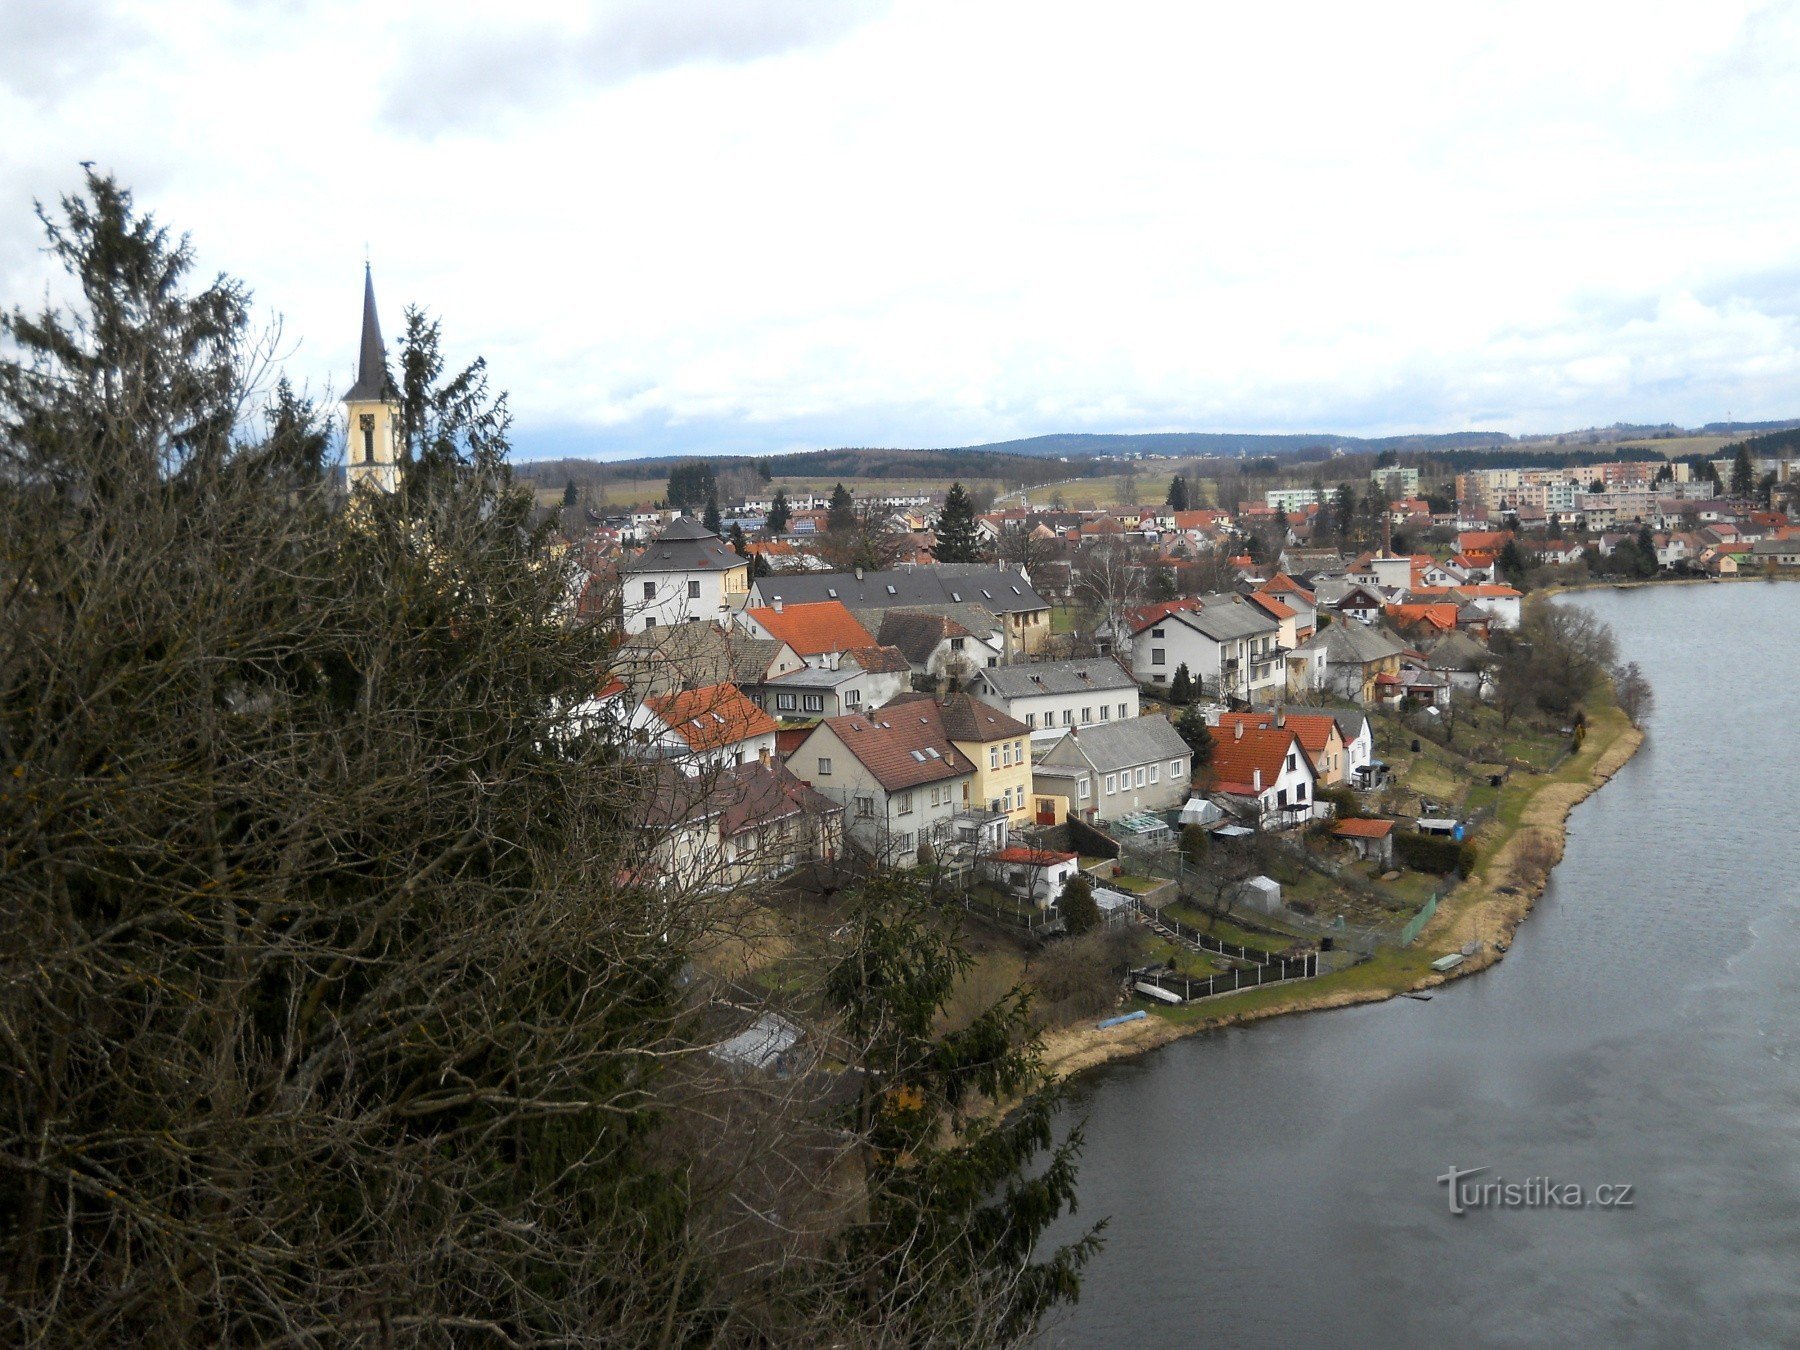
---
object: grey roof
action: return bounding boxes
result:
[765,664,859,689]
[711,1013,801,1071]
[874,610,969,666]
[1325,707,1371,744]
[1163,596,1277,643]
[974,657,1135,699]
[1296,621,1408,666]
[624,516,745,574]
[343,264,398,402]
[1425,630,1494,672]
[727,636,789,685]
[751,564,1047,614]
[1042,714,1191,774]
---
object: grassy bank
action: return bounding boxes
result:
[1036,696,1644,1085]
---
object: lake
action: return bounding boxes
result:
[1045,582,1800,1347]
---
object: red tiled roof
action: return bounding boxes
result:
[1217,711,1341,761]
[644,683,779,753]
[1260,572,1314,598]
[1208,724,1308,798]
[1385,602,1459,633]
[1333,817,1396,838]
[810,705,971,792]
[986,846,1076,865]
[745,600,876,656]
[1128,598,1207,633]
[1246,592,1295,622]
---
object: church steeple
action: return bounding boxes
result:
[343,263,401,493]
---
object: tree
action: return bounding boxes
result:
[818,499,907,573]
[1180,824,1210,867]
[1166,475,1189,511]
[1075,536,1144,654]
[1654,462,1673,485]
[1498,538,1529,587]
[1731,444,1756,498]
[766,487,791,535]
[933,481,982,562]
[1169,662,1194,705]
[1335,484,1357,542]
[728,521,749,557]
[666,460,717,510]
[827,482,856,531]
[562,477,579,508]
[1058,875,1100,936]
[1177,703,1214,762]
[1613,660,1655,726]
[702,493,721,535]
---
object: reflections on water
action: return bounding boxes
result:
[1045,583,1800,1348]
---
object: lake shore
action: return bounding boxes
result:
[1035,699,1646,1087]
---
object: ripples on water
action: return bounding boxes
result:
[1044,584,1800,1348]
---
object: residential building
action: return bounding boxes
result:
[1033,716,1194,822]
[1370,466,1421,497]
[1126,594,1284,704]
[1205,721,1320,827]
[621,517,751,634]
[980,846,1080,905]
[748,563,1052,655]
[967,657,1140,740]
[887,691,1034,825]
[748,648,910,721]
[614,622,804,700]
[1292,622,1409,705]
[633,761,844,894]
[876,609,1003,681]
[630,682,779,774]
[738,599,876,666]
[1216,710,1349,786]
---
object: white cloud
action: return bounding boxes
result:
[4,0,1800,458]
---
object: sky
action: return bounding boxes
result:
[6,0,1800,462]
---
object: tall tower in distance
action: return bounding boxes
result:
[343,264,401,494]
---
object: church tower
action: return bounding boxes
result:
[343,264,402,494]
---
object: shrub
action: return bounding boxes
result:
[1059,875,1100,935]
[1394,831,1476,877]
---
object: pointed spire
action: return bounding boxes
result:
[344,262,398,402]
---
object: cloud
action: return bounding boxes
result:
[0,0,145,103]
[380,0,889,135]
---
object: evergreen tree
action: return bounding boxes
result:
[1166,475,1189,511]
[562,477,579,508]
[665,460,717,510]
[933,481,982,562]
[766,487,791,535]
[1335,484,1357,541]
[1498,537,1529,586]
[1058,875,1100,936]
[728,521,749,557]
[1731,445,1756,497]
[828,482,856,531]
[1177,703,1213,762]
[1169,662,1194,705]
[702,494,721,535]
[750,551,773,578]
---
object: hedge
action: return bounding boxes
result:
[1394,830,1477,877]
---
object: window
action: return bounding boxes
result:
[1081,707,1092,723]
[1151,627,1165,638]
[1170,759,1182,779]
[987,657,997,667]
[1014,741,1023,760]
[990,747,1000,771]
[1296,782,1308,801]
[687,579,701,599]
[844,689,861,708]
[642,581,656,601]
[856,796,874,817]
[1118,703,1128,718]
[1135,767,1146,787]
[896,831,913,853]
[1025,712,1036,729]
[358,413,375,462]
[776,693,797,711]
[803,694,824,713]
[1063,709,1073,726]
[950,637,965,651]
[643,617,657,628]
[1150,764,1160,783]
[896,791,913,816]
[1100,705,1110,720]
[1078,780,1090,800]
[817,756,832,776]
[1104,774,1117,794]
[1151,648,1165,665]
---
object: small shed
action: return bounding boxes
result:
[1332,816,1397,868]
[1416,817,1462,839]
[1237,874,1282,916]
[1091,885,1134,927]
[1179,797,1224,827]
[711,1013,803,1076]
[982,846,1080,904]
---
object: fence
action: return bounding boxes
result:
[1129,952,1319,1004]
[957,890,1063,935]
[1397,891,1440,946]
[1133,896,1297,966]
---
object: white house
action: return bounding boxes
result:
[967,657,1140,741]
[621,517,750,634]
[1126,595,1284,704]
[1205,721,1321,828]
[630,682,780,775]
[980,846,1080,906]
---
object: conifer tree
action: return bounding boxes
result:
[933,481,982,562]
[1169,662,1194,705]
[1731,444,1756,498]
[728,521,749,557]
[828,482,856,531]
[703,493,721,535]
[766,487,791,534]
[563,477,579,508]
[1166,475,1189,511]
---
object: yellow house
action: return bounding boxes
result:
[886,692,1034,826]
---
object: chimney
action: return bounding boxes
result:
[1274,712,1284,728]
[1253,767,1262,792]
[1234,721,1244,740]
[773,597,784,613]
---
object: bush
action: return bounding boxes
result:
[1180,823,1210,865]
[1318,785,1360,819]
[1394,831,1477,877]
[1059,875,1100,935]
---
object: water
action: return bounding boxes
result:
[1045,583,1800,1347]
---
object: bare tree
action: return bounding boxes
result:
[1612,660,1655,727]
[1075,536,1147,652]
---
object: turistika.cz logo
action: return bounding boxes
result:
[1437,1165,1636,1216]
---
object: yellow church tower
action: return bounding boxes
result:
[343,264,401,494]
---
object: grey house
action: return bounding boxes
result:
[1033,715,1193,822]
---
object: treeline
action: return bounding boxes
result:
[1720,426,1800,459]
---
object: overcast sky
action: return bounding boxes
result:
[7,0,1800,461]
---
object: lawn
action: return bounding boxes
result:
[1110,873,1164,894]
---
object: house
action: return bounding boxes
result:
[1333,816,1396,868]
[621,517,750,634]
[1216,710,1349,786]
[789,705,979,867]
[887,692,1035,825]
[738,599,877,666]
[967,657,1140,740]
[876,608,1002,682]
[1256,573,1317,638]
[1291,621,1409,705]
[749,651,909,721]
[980,846,1080,906]
[1424,630,1495,698]
[1749,537,1800,567]
[1126,594,1284,704]
[1324,708,1376,780]
[1033,715,1194,822]
[1204,721,1320,828]
[748,563,1052,655]
[631,682,780,775]
[1334,584,1389,625]
[634,761,844,893]
[614,622,805,700]
[1407,584,1523,631]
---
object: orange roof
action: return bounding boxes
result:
[987,846,1077,865]
[1128,598,1207,632]
[1246,592,1295,622]
[1209,724,1309,796]
[1260,572,1314,598]
[1385,602,1459,632]
[1333,817,1396,839]
[1217,711,1342,761]
[1457,531,1513,556]
[644,683,779,753]
[744,600,875,656]
[1409,584,1522,600]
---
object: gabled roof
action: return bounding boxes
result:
[624,517,747,574]
[751,564,1048,614]
[1043,715,1190,775]
[1425,630,1494,671]
[1245,592,1295,623]
[1296,621,1409,666]
[974,657,1136,698]
[1333,817,1396,839]
[886,691,1028,744]
[1160,596,1277,642]
[1259,572,1315,600]
[842,644,911,675]
[1208,723,1313,797]
[644,683,779,752]
[745,600,875,657]
[809,706,972,792]
[1217,710,1342,761]
[876,609,971,665]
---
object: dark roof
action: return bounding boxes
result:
[752,564,1047,614]
[809,706,971,792]
[842,644,911,675]
[884,691,1028,744]
[343,264,398,402]
[624,516,746,574]
[1041,715,1191,775]
[973,657,1135,699]
[876,609,970,665]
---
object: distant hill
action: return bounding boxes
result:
[932,430,1515,459]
